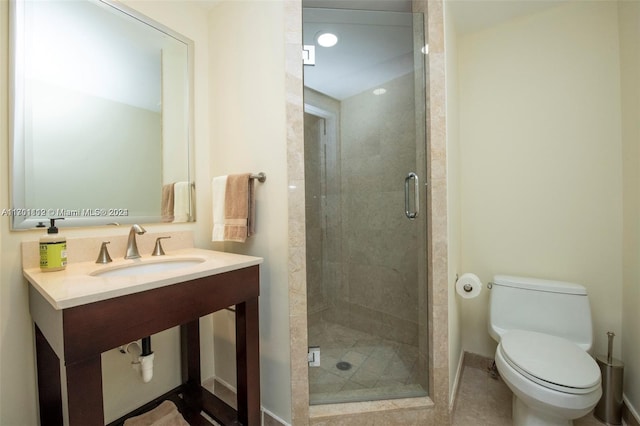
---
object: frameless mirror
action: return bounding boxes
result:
[9,0,195,230]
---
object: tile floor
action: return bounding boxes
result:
[209,324,612,425]
[452,356,607,426]
[307,320,427,405]
[208,354,611,425]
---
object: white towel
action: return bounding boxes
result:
[173,182,191,223]
[211,176,227,241]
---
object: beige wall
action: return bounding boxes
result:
[449,1,640,418]
[619,0,640,416]
[457,0,623,359]
[451,1,640,416]
[208,1,292,423]
[443,1,463,405]
[0,1,212,423]
[0,3,39,423]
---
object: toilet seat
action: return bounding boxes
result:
[499,330,601,395]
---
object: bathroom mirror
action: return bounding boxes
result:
[9,0,195,230]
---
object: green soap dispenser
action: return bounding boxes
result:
[39,218,67,272]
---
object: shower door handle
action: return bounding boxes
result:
[404,172,419,219]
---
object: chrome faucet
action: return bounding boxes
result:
[125,224,146,259]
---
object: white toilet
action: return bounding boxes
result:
[488,275,602,426]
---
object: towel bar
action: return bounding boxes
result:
[250,172,267,183]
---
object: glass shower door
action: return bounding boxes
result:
[303,6,428,405]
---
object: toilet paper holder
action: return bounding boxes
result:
[455,273,483,299]
[456,273,491,292]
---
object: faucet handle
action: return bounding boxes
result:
[152,237,171,256]
[96,241,113,264]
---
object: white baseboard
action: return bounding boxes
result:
[211,375,237,393]
[449,350,465,412]
[205,375,292,426]
[624,395,640,425]
[262,407,291,426]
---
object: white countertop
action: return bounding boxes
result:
[24,248,263,310]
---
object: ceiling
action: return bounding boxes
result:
[302,1,420,100]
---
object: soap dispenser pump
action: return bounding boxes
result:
[39,218,67,272]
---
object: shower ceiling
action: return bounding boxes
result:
[303,2,418,100]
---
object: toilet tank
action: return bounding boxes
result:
[488,275,593,351]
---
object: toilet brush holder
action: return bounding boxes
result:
[595,332,624,425]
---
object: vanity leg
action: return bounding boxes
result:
[35,325,63,426]
[181,320,201,385]
[66,355,104,426]
[235,297,260,426]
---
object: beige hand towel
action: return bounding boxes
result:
[123,400,188,426]
[223,173,255,243]
[161,183,175,223]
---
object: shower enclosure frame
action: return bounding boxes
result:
[284,0,451,423]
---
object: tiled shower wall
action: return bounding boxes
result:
[305,73,423,347]
[336,73,421,346]
[304,111,327,317]
[304,88,342,321]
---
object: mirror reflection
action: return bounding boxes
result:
[10,0,194,230]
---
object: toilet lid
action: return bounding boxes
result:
[500,330,601,393]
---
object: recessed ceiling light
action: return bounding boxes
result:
[422,44,429,55]
[373,88,387,95]
[317,32,338,47]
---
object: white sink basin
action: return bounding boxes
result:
[91,258,205,278]
[24,247,263,309]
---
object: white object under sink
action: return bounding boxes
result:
[91,258,206,278]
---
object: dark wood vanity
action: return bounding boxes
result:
[29,262,261,426]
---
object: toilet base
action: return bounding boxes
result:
[513,394,573,426]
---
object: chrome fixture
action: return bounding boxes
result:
[95,241,113,264]
[250,172,267,183]
[404,172,419,219]
[125,224,147,259]
[152,237,171,256]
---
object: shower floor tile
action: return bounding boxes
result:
[308,320,426,405]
